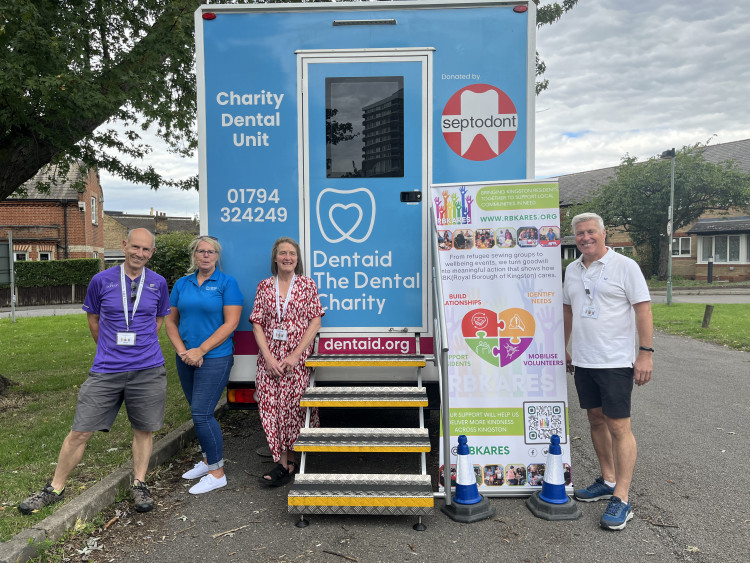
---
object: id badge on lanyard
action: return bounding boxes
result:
[119,265,145,346]
[274,275,295,341]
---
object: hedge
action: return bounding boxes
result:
[6,259,101,288]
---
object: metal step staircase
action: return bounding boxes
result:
[288,354,435,529]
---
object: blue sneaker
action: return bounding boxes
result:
[573,477,614,502]
[600,496,633,530]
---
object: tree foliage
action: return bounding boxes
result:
[578,144,750,279]
[0,0,576,201]
[0,0,200,201]
[148,230,195,288]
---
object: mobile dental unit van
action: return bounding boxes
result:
[195,1,536,407]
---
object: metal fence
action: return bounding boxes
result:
[0,284,87,307]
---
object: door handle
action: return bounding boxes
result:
[400,191,422,203]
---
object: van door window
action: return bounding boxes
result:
[326,76,404,178]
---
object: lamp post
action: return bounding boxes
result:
[660,148,676,305]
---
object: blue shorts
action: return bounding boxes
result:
[72,365,167,432]
[573,366,634,419]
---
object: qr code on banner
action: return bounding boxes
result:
[523,401,566,444]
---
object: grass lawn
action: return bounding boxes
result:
[651,303,750,352]
[0,315,191,543]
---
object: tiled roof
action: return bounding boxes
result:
[558,138,750,206]
[558,167,616,206]
[104,212,198,234]
[687,216,750,234]
[10,163,86,200]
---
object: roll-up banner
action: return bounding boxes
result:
[433,179,573,496]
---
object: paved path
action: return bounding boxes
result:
[0,303,85,319]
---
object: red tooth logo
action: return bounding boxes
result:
[442,84,518,161]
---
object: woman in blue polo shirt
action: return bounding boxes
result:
[166,236,243,494]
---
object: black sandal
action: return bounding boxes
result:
[260,463,289,487]
[287,461,298,475]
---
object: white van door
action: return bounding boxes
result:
[300,51,431,333]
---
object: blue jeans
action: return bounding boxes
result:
[176,354,234,469]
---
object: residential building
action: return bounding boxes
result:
[103,209,199,267]
[558,138,750,281]
[0,163,104,262]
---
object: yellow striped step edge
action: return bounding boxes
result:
[288,474,434,515]
[294,427,430,452]
[305,354,426,368]
[300,386,428,407]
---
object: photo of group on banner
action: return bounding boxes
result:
[437,226,561,251]
[440,462,573,489]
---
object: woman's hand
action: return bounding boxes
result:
[181,348,205,367]
[263,350,286,377]
[280,351,301,374]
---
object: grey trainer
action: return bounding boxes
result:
[131,481,154,513]
[18,484,64,515]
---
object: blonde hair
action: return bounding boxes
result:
[187,236,222,273]
[270,237,304,276]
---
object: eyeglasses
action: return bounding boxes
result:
[195,249,217,256]
[130,281,137,302]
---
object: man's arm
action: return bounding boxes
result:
[155,316,165,335]
[563,304,574,373]
[87,313,100,344]
[632,300,653,386]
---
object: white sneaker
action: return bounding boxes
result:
[182,461,209,480]
[189,474,227,495]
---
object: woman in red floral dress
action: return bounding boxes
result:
[250,237,324,486]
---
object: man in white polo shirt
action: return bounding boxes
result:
[563,212,653,531]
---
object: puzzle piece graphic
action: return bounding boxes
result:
[463,308,536,367]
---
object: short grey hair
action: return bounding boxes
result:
[571,212,605,233]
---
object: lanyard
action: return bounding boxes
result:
[580,262,606,303]
[120,265,146,331]
[275,274,295,322]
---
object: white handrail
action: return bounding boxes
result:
[428,206,452,504]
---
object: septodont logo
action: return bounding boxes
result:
[442,84,518,161]
[316,187,376,244]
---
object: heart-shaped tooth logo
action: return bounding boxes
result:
[317,187,376,244]
[461,308,535,367]
[329,203,363,240]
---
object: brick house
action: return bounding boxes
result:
[103,209,199,267]
[559,138,750,282]
[0,164,104,262]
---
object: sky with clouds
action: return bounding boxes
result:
[100,0,750,216]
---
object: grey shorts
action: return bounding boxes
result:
[72,365,167,432]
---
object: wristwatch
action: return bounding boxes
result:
[638,346,655,352]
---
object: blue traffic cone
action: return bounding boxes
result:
[526,434,581,521]
[442,435,495,522]
[538,435,567,504]
[454,435,482,504]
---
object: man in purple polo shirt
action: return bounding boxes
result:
[19,228,171,515]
